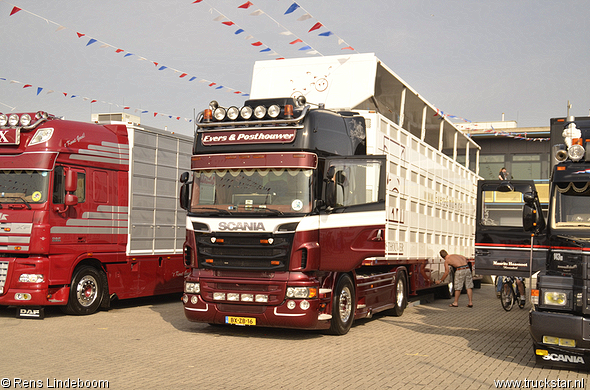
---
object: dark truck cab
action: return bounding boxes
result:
[476,116,590,370]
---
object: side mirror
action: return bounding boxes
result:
[65,169,77,193]
[65,193,78,207]
[523,203,545,233]
[497,182,514,192]
[180,171,190,184]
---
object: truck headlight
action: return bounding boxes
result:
[286,287,317,299]
[543,291,567,306]
[19,274,44,283]
[184,281,200,294]
[568,144,585,162]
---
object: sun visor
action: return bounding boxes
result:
[250,53,378,110]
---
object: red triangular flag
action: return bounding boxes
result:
[124,107,130,110]
[63,93,68,97]
[222,21,235,26]
[341,46,354,50]
[91,100,97,103]
[289,39,303,45]
[179,73,188,78]
[153,62,159,67]
[308,22,322,32]
[23,84,32,88]
[209,83,216,87]
[153,113,158,117]
[9,7,21,16]
[116,49,124,53]
[77,32,85,38]
[192,0,203,3]
[238,1,253,8]
[251,41,263,46]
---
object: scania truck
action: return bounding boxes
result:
[180,54,481,334]
[0,111,191,317]
[475,115,590,369]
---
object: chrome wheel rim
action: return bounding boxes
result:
[76,275,98,307]
[339,286,352,323]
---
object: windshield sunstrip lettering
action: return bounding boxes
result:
[202,130,296,145]
[218,221,266,231]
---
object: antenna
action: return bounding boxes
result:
[567,101,572,117]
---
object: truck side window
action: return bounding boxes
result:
[52,166,86,204]
[480,189,524,227]
[328,160,383,207]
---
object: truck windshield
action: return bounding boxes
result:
[191,168,313,214]
[552,182,590,229]
[0,170,50,204]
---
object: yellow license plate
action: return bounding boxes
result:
[225,316,256,326]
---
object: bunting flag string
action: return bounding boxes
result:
[0,77,194,125]
[479,126,549,142]
[234,0,322,55]
[192,0,285,58]
[282,1,357,52]
[2,0,249,98]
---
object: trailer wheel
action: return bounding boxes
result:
[62,266,105,315]
[391,271,407,317]
[328,274,355,335]
[437,269,454,299]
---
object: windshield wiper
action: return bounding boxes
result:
[1,196,31,209]
[192,206,233,215]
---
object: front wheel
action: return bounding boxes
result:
[62,266,106,315]
[328,274,355,335]
[391,271,407,317]
[500,279,514,312]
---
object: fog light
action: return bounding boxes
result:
[182,294,188,303]
[240,106,253,120]
[241,294,254,302]
[255,294,268,303]
[535,349,549,356]
[19,114,31,126]
[268,104,280,118]
[228,293,240,301]
[300,300,310,310]
[8,114,19,127]
[190,295,198,304]
[543,336,559,345]
[254,105,266,119]
[560,338,576,347]
[213,292,226,300]
[287,300,296,310]
[227,106,239,120]
[15,293,32,300]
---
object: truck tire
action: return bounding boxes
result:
[436,269,454,299]
[328,274,355,335]
[391,271,407,317]
[62,266,105,315]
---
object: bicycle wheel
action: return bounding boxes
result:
[518,284,526,309]
[501,279,515,311]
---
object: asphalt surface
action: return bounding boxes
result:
[0,284,587,389]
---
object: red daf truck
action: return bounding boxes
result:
[0,111,191,318]
[180,54,481,334]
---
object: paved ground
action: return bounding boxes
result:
[0,284,587,390]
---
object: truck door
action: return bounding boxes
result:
[475,180,547,277]
[318,156,386,271]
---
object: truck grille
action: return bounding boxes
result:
[196,233,293,271]
[0,261,8,295]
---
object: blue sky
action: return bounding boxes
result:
[1,0,589,136]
